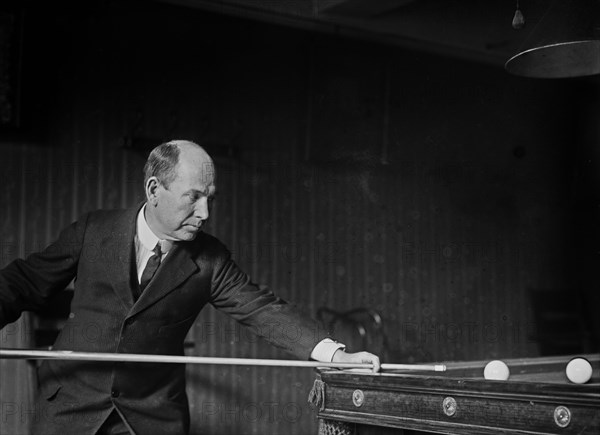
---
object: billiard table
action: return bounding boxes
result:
[309,354,599,434]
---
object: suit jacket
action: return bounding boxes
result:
[0,203,329,434]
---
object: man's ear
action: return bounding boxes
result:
[146,177,160,204]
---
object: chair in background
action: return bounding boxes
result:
[316,307,390,361]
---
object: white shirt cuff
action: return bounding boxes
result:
[310,338,346,362]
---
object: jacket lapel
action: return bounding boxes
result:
[127,242,198,318]
[107,202,143,310]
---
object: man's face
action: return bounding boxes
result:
[147,157,216,241]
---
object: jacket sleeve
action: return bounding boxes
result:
[209,250,330,360]
[0,214,88,329]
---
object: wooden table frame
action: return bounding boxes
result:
[311,354,600,435]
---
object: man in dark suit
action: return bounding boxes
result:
[0,140,379,435]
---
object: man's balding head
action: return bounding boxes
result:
[143,140,214,188]
[143,140,217,241]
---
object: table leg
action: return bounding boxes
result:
[318,418,354,435]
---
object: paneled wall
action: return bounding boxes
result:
[1,1,598,434]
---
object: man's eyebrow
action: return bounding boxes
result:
[184,188,217,196]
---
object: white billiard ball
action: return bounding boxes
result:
[566,357,593,384]
[484,360,510,380]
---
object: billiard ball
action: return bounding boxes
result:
[484,360,510,380]
[566,357,593,384]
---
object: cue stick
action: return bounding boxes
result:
[0,348,446,372]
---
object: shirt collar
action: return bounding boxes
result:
[137,204,172,253]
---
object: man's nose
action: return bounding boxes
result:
[194,197,210,220]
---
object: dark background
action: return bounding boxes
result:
[1,1,598,433]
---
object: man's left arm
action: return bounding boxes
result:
[208,250,380,369]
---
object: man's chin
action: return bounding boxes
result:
[178,228,201,241]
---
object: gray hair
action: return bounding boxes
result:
[143,142,181,188]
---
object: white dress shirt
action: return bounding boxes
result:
[134,205,173,283]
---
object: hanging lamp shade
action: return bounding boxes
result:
[505,0,600,78]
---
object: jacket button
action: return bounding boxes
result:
[111,389,120,398]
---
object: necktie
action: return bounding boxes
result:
[139,242,162,294]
